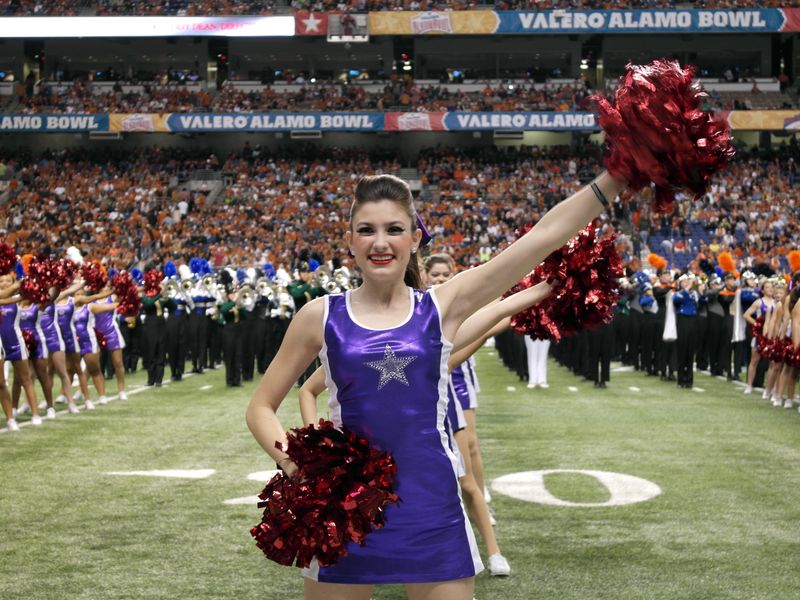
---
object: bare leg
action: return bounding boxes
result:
[454,429,499,556]
[68,353,91,399]
[406,577,475,600]
[303,579,373,600]
[32,357,53,409]
[462,409,486,497]
[13,360,39,416]
[112,349,125,394]
[83,353,106,398]
[0,360,12,421]
[746,350,761,388]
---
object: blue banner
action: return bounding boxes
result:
[496,9,785,34]
[0,114,108,132]
[444,112,597,131]
[166,112,383,132]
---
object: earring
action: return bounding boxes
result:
[411,247,417,254]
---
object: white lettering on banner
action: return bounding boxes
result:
[45,115,99,130]
[492,469,662,507]
[0,115,42,130]
[319,114,374,128]
[455,113,595,130]
[698,10,767,28]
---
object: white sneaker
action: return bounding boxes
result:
[67,402,80,414]
[527,382,537,389]
[6,419,19,431]
[46,407,56,419]
[484,485,492,504]
[119,391,128,401]
[743,385,752,394]
[84,400,96,411]
[55,394,67,404]
[784,399,795,409]
[762,389,770,400]
[38,401,46,410]
[771,396,782,407]
[18,404,30,415]
[98,396,109,405]
[30,415,43,426]
[73,391,84,402]
[487,553,511,577]
[539,382,549,389]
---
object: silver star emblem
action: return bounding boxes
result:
[365,344,417,390]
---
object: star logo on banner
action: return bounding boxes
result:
[365,344,417,390]
[303,13,322,33]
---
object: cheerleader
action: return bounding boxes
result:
[673,273,700,389]
[0,274,41,425]
[55,291,91,409]
[42,281,85,415]
[73,288,114,407]
[92,294,128,399]
[772,283,799,408]
[761,280,787,404]
[742,277,775,394]
[15,298,54,418]
[0,278,22,430]
[247,171,625,598]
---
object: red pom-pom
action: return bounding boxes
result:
[21,329,37,356]
[506,223,624,342]
[752,317,766,355]
[143,269,162,297]
[250,419,399,568]
[20,278,49,305]
[95,329,107,350]
[81,261,108,293]
[53,259,79,290]
[589,59,735,212]
[112,271,142,317]
[0,243,17,276]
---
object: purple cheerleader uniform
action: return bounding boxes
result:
[450,362,478,411]
[0,302,27,362]
[56,299,80,354]
[465,355,480,393]
[20,304,48,359]
[40,304,65,354]
[303,287,483,584]
[74,304,99,356]
[93,298,125,351]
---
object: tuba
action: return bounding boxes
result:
[164,278,180,299]
[255,277,275,302]
[202,273,216,289]
[237,285,256,311]
[181,278,194,293]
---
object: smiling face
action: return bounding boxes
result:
[0,273,12,290]
[346,200,421,286]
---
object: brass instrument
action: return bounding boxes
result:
[237,285,256,311]
[333,268,351,290]
[255,277,275,302]
[314,270,331,289]
[180,278,194,293]
[324,279,339,294]
[202,273,216,288]
[164,279,180,299]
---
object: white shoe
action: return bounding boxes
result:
[98,396,109,405]
[771,396,782,407]
[67,402,80,414]
[84,400,96,411]
[487,553,511,577]
[119,391,128,401]
[46,407,56,419]
[38,401,46,410]
[743,385,752,394]
[784,399,795,409]
[30,415,43,426]
[539,382,549,389]
[11,408,17,419]
[73,391,84,402]
[18,404,30,415]
[484,485,492,504]
[6,419,20,431]
[527,382,537,389]
[55,394,67,404]
[762,389,770,400]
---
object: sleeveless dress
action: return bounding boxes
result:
[56,298,80,354]
[450,362,478,411]
[40,304,66,354]
[94,297,126,351]
[74,304,99,356]
[302,287,483,585]
[20,304,48,359]
[0,302,27,361]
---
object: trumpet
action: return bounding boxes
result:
[255,277,275,302]
[164,279,180,299]
[237,286,256,311]
[180,278,194,293]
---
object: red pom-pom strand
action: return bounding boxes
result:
[21,329,37,356]
[143,269,162,297]
[589,59,735,213]
[506,222,623,342]
[81,261,108,293]
[112,271,142,317]
[250,419,399,568]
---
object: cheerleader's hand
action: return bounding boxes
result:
[277,457,299,478]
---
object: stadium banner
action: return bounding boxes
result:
[0,114,109,132]
[724,110,800,131]
[295,10,328,36]
[0,16,294,38]
[385,111,598,131]
[164,112,384,132]
[369,9,800,35]
[110,114,171,133]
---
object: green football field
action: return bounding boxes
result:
[2,347,799,600]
